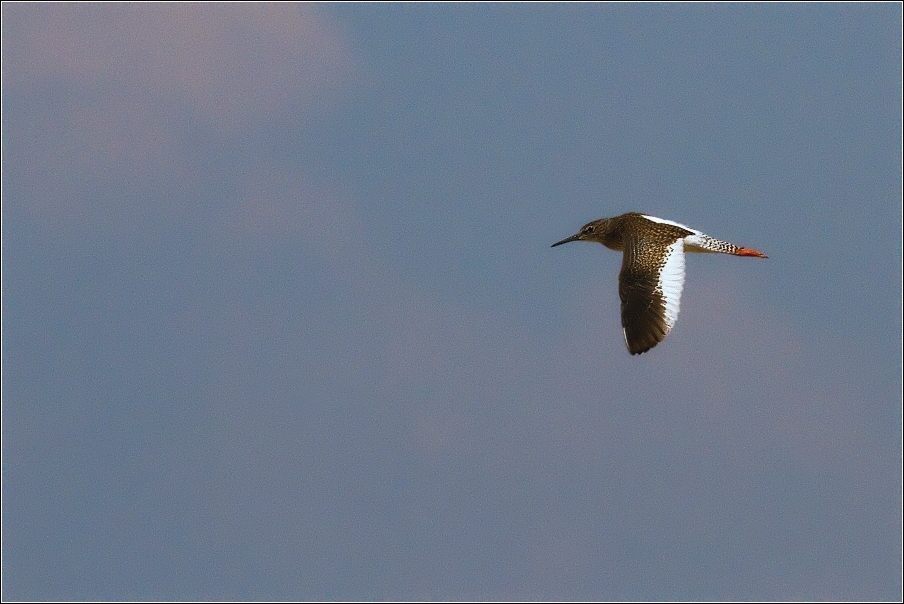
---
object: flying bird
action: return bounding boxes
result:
[552,212,767,355]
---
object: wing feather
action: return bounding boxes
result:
[618,238,686,355]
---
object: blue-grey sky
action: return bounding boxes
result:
[3,3,901,601]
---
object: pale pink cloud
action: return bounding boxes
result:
[5,4,353,235]
[4,3,350,129]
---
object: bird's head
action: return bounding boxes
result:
[551,219,608,247]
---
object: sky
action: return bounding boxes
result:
[2,3,901,601]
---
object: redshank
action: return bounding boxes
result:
[552,212,767,355]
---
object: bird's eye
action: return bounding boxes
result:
[581,226,594,235]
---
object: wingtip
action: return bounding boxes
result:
[627,342,658,355]
[623,328,662,355]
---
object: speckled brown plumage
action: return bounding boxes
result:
[552,212,767,355]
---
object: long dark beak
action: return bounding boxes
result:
[551,233,581,248]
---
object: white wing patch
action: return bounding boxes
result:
[657,239,686,330]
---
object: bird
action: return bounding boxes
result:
[552,212,767,355]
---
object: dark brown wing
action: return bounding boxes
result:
[618,236,685,355]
